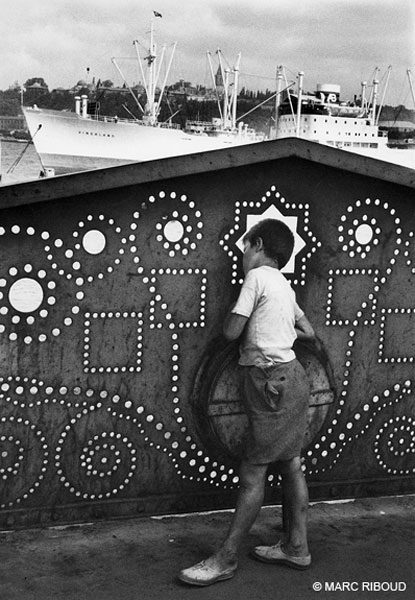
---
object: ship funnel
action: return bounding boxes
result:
[81,95,88,118]
[316,83,340,103]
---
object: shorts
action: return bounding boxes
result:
[242,359,310,464]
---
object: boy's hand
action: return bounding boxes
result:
[295,315,315,341]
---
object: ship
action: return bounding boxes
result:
[270,66,415,169]
[22,18,265,176]
[23,19,415,177]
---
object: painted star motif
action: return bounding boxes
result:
[235,205,306,273]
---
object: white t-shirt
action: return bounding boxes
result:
[232,265,304,366]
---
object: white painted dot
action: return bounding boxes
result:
[82,230,106,255]
[355,223,373,245]
[164,220,184,243]
[9,278,44,313]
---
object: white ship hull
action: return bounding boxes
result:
[22,107,262,175]
[273,116,415,170]
[332,143,415,169]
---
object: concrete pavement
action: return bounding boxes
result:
[1,495,414,600]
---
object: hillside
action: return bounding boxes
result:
[1,84,414,140]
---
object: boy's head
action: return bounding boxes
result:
[243,219,294,269]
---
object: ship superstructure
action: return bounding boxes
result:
[271,67,415,169]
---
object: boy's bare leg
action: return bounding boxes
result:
[203,460,268,570]
[281,485,289,541]
[279,456,309,556]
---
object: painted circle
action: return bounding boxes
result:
[8,278,44,313]
[355,224,373,245]
[164,220,184,243]
[82,230,107,255]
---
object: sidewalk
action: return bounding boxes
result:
[1,495,414,600]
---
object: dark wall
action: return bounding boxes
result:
[0,147,414,528]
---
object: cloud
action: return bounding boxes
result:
[0,0,413,108]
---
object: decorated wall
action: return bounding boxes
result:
[0,141,414,528]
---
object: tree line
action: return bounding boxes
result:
[0,78,276,134]
[1,77,414,138]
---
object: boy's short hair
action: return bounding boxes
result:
[243,218,294,268]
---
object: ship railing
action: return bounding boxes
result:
[185,120,221,133]
[185,120,265,141]
[86,114,181,129]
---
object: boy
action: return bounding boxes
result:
[179,218,315,586]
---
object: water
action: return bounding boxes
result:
[0,139,43,186]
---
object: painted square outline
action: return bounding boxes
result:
[325,268,379,327]
[83,310,143,373]
[378,307,415,364]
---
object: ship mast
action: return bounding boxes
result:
[208,50,241,131]
[132,16,176,125]
[274,66,283,133]
[370,68,380,126]
[375,65,392,126]
[134,17,158,124]
[371,78,378,126]
[296,71,304,137]
[407,69,415,108]
[111,15,175,124]
[232,53,241,129]
[217,50,241,130]
[360,80,367,114]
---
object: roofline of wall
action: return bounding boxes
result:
[1,137,414,210]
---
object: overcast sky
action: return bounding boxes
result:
[1,0,414,105]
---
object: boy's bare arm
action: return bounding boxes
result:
[295,315,315,341]
[223,311,249,341]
